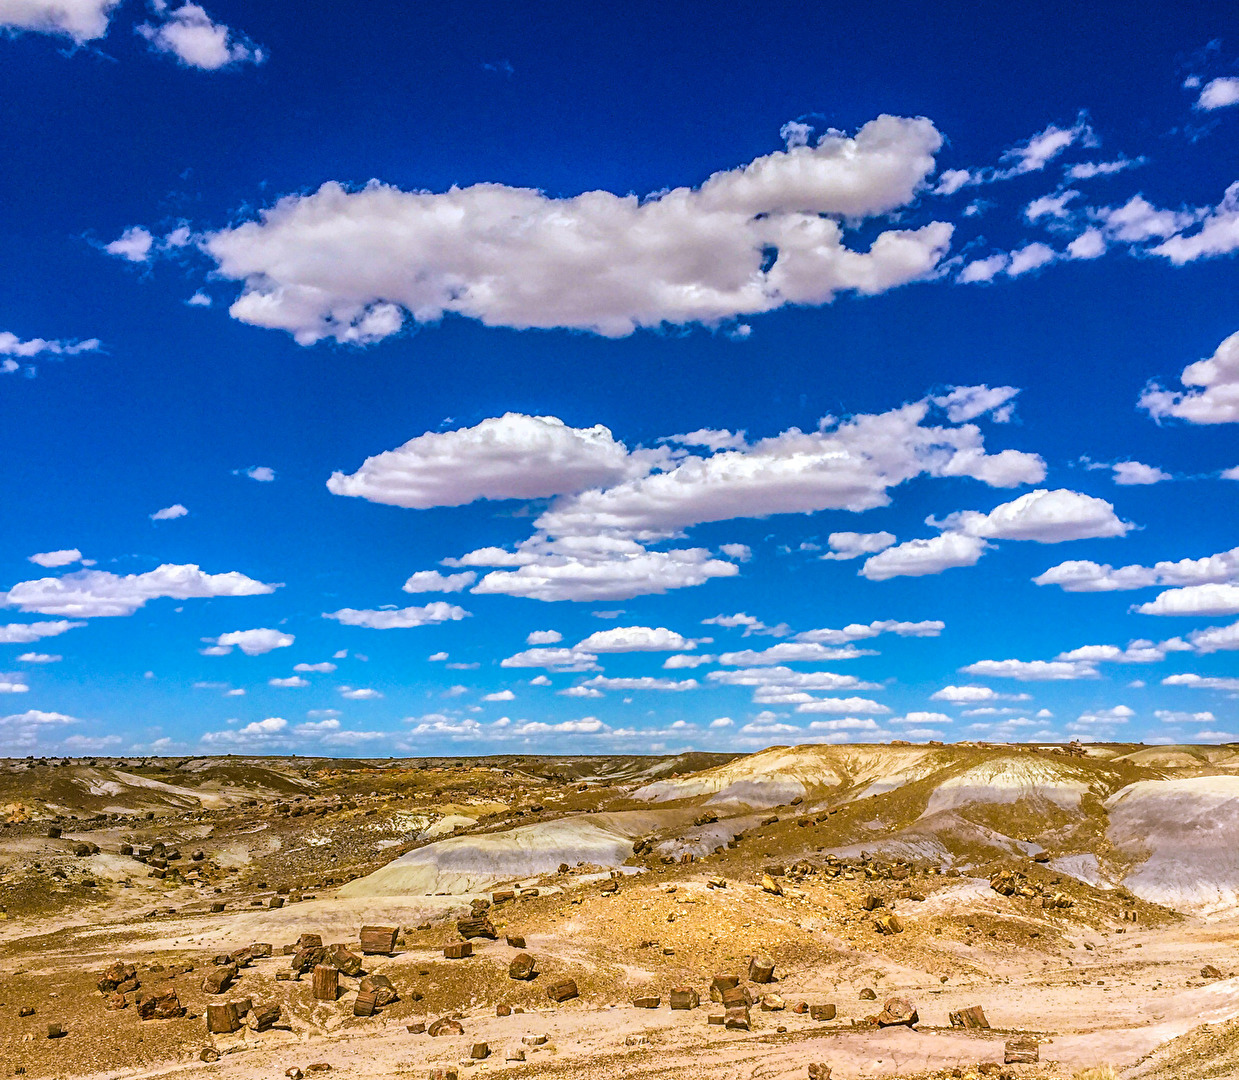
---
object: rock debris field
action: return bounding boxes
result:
[3,743,1239,1080]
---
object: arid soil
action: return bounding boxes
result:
[2,743,1239,1080]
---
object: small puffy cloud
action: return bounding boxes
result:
[201,716,289,746]
[468,538,741,603]
[1196,77,1239,111]
[500,646,598,672]
[206,628,294,656]
[932,385,1020,423]
[294,719,340,735]
[960,658,1098,681]
[662,429,747,452]
[574,625,695,653]
[1025,191,1080,222]
[1066,156,1144,181]
[0,680,31,693]
[17,652,60,663]
[820,531,896,561]
[525,630,562,645]
[529,674,551,686]
[1140,330,1239,425]
[293,661,337,673]
[0,0,119,41]
[578,675,699,692]
[958,253,1009,284]
[28,549,83,568]
[663,653,716,669]
[150,503,188,520]
[934,489,1132,543]
[1155,709,1215,724]
[427,651,448,661]
[269,676,307,688]
[796,619,944,644]
[794,696,890,714]
[105,227,154,262]
[710,717,734,728]
[1001,115,1096,175]
[244,465,276,482]
[1134,583,1239,617]
[931,684,1000,703]
[482,689,515,702]
[1067,228,1107,260]
[1109,461,1172,485]
[137,3,265,70]
[708,667,880,700]
[894,711,953,726]
[1034,545,1239,593]
[324,603,469,629]
[1006,242,1058,277]
[701,613,786,636]
[187,291,212,306]
[860,532,989,580]
[402,570,477,593]
[718,642,870,666]
[3,564,275,618]
[338,686,382,700]
[1075,705,1134,724]
[1149,184,1239,265]
[558,685,603,698]
[1056,642,1168,664]
[1163,673,1239,692]
[1189,620,1239,654]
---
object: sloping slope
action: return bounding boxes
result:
[340,809,693,897]
[1107,776,1239,916]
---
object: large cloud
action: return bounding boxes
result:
[329,414,653,509]
[0,0,119,42]
[0,620,83,643]
[1035,545,1239,592]
[189,116,949,344]
[1,564,277,617]
[1140,330,1239,425]
[537,401,1044,541]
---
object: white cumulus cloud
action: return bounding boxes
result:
[194,116,950,344]
[206,628,294,656]
[402,570,477,593]
[574,625,695,653]
[1140,330,1239,425]
[323,603,469,629]
[0,0,119,41]
[2,564,276,617]
[137,2,265,70]
[1134,583,1239,617]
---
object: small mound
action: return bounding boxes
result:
[921,757,1093,817]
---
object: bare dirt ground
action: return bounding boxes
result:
[2,744,1239,1080]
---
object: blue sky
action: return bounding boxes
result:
[1,0,1237,757]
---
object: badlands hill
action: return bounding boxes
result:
[3,742,1239,1080]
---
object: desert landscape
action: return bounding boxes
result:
[2,743,1239,1080]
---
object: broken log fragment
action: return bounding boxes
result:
[359,925,398,955]
[444,942,472,960]
[206,1002,240,1034]
[312,965,339,1002]
[1005,1036,1039,1065]
[546,978,578,1002]
[252,1004,281,1031]
[202,964,237,995]
[428,1017,464,1036]
[949,1005,989,1029]
[633,995,660,1008]
[747,955,775,983]
[353,990,378,1017]
[724,1005,750,1030]
[876,997,918,1027]
[669,987,699,1010]
[809,1004,836,1021]
[138,992,184,1020]
[456,916,496,940]
[359,974,398,1006]
[508,952,536,980]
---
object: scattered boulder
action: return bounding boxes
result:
[470,1042,489,1060]
[876,997,918,1028]
[359,925,398,955]
[327,944,363,976]
[809,1004,836,1021]
[359,974,398,1006]
[202,965,237,995]
[457,916,497,940]
[97,961,138,993]
[505,934,526,949]
[508,953,536,980]
[444,942,472,960]
[547,978,578,1003]
[670,987,699,1010]
[1005,1036,1039,1064]
[1202,965,1224,980]
[428,1017,464,1037]
[252,1004,281,1031]
[760,994,785,1011]
[874,914,903,935]
[807,1065,831,1080]
[760,875,783,896]
[206,1002,241,1034]
[724,1005,751,1030]
[748,955,775,983]
[949,1005,990,1029]
[138,991,184,1020]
